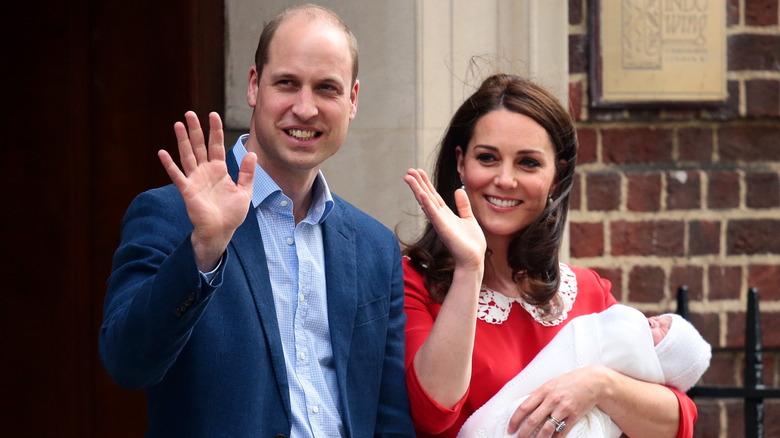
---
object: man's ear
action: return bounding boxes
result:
[247,66,260,108]
[348,79,359,120]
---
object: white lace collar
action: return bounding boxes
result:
[477,263,577,326]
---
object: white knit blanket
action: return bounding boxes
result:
[458,305,665,438]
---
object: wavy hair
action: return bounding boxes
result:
[404,74,578,313]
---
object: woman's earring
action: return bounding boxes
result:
[547,195,553,205]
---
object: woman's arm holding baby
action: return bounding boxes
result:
[508,365,685,438]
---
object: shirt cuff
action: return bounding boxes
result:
[199,252,226,285]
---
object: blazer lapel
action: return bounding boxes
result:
[322,203,357,436]
[226,154,292,418]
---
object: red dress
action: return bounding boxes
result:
[403,258,697,438]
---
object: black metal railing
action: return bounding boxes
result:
[677,286,780,438]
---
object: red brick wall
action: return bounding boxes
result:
[568,1,780,436]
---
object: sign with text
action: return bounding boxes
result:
[592,0,727,105]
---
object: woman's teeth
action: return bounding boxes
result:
[487,196,520,207]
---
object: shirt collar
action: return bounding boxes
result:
[232,134,334,224]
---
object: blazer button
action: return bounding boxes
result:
[274,435,287,438]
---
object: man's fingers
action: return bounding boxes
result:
[174,121,197,175]
[237,152,257,194]
[185,111,208,164]
[158,149,187,192]
[208,112,226,161]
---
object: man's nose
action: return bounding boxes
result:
[292,88,318,121]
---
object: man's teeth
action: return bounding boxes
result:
[487,196,520,207]
[288,129,317,140]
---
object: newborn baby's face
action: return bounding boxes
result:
[648,315,672,346]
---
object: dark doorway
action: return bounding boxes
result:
[2,1,224,436]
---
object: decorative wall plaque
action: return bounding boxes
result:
[591,0,727,105]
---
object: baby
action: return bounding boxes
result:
[458,304,712,438]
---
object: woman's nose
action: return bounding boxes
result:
[494,167,517,189]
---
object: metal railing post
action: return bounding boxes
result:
[745,288,764,438]
[676,286,779,438]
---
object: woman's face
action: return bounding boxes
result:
[456,108,558,245]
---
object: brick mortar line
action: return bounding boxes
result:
[574,163,780,172]
[568,24,586,36]
[727,26,780,35]
[574,120,780,129]
[577,161,780,174]
[569,209,780,220]
[629,300,780,314]
[728,71,780,80]
[570,254,780,266]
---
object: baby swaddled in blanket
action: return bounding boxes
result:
[458,304,711,438]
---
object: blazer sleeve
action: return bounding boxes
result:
[373,239,416,437]
[98,187,222,389]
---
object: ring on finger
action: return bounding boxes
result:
[546,415,566,433]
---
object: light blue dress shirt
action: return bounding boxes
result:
[233,135,343,437]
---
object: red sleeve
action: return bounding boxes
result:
[402,259,468,434]
[670,388,697,438]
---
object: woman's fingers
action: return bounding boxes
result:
[453,188,474,220]
[417,168,446,208]
[405,169,449,219]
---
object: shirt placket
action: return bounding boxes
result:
[297,223,327,436]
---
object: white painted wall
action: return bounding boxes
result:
[225,0,568,247]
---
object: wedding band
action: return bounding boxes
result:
[547,415,566,433]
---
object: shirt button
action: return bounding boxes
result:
[286,237,294,245]
[299,352,306,360]
[280,200,288,207]
[312,405,319,414]
[299,293,305,302]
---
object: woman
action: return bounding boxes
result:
[402,73,697,437]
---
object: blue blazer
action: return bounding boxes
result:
[99,155,414,437]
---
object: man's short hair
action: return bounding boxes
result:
[254,4,359,85]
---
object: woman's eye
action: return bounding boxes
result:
[519,157,540,168]
[476,153,496,163]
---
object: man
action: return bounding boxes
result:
[99,4,414,437]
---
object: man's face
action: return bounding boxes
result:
[246,15,359,187]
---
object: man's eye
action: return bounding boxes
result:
[320,84,340,93]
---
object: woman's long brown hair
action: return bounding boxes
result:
[403,74,578,313]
